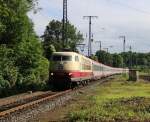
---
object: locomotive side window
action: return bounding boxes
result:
[75,56,79,62]
[62,56,72,61]
[81,58,91,70]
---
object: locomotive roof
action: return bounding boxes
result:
[52,51,92,61]
[52,52,77,55]
[52,52,89,58]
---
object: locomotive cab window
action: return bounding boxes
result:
[52,55,61,61]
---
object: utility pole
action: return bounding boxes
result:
[119,35,126,69]
[119,36,126,53]
[62,0,68,49]
[96,41,102,51]
[129,45,132,68]
[103,48,108,53]
[83,16,98,57]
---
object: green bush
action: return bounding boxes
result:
[0,46,18,88]
[15,39,49,86]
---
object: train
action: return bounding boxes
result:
[49,52,128,89]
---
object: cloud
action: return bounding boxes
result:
[28,0,150,53]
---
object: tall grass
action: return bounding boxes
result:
[68,76,150,121]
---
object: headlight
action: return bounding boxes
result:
[69,73,72,76]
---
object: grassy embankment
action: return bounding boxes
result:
[68,76,150,121]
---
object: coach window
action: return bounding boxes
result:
[75,56,79,62]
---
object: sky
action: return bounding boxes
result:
[28,0,150,54]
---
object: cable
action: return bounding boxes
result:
[107,0,150,15]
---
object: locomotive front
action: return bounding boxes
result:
[50,52,80,88]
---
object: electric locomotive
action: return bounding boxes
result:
[50,52,93,88]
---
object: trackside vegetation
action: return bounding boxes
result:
[96,50,150,73]
[0,0,49,97]
[68,77,150,121]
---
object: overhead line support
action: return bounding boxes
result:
[62,0,68,49]
[83,16,98,57]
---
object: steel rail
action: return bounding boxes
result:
[0,91,56,112]
[0,90,71,118]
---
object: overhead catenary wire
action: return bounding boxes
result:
[106,0,150,16]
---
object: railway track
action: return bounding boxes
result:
[0,91,56,112]
[0,90,72,121]
[0,76,114,122]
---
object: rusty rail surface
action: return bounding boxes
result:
[0,91,55,112]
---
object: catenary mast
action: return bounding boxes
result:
[62,0,68,49]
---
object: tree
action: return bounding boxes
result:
[0,0,38,46]
[42,20,83,60]
[90,55,98,61]
[15,36,49,86]
[96,50,113,66]
[94,50,150,71]
[0,0,49,96]
[0,45,18,89]
[112,54,123,67]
